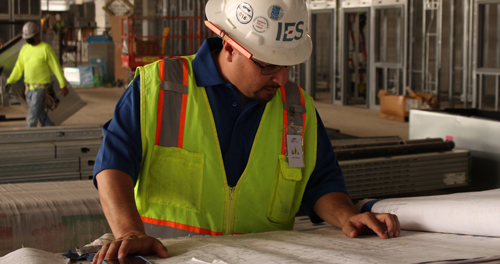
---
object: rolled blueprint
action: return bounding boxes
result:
[356,188,500,237]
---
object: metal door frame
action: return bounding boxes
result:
[306,0,337,103]
[370,0,408,110]
[472,0,500,110]
[339,0,371,106]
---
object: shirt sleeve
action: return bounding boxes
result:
[46,44,66,88]
[7,46,25,85]
[93,75,142,189]
[301,110,349,223]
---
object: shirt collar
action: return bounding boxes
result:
[193,37,227,87]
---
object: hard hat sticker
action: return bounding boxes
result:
[252,16,269,33]
[236,3,253,24]
[275,21,305,41]
[268,5,283,21]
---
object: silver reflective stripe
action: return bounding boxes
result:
[163,57,184,84]
[158,58,188,148]
[144,222,201,238]
[158,91,183,147]
[283,81,306,127]
[160,81,188,94]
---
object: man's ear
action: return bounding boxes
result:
[221,40,237,62]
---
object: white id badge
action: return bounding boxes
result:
[286,134,304,168]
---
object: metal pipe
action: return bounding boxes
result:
[384,67,388,92]
[478,74,483,109]
[396,7,401,65]
[422,1,427,93]
[436,0,443,100]
[331,137,445,150]
[462,0,469,108]
[335,140,456,161]
[332,7,337,104]
[396,68,400,94]
[449,0,455,107]
[339,8,346,105]
[469,0,475,108]
[382,9,387,63]
[354,13,360,100]
[483,5,489,69]
[496,75,499,111]
[408,0,414,89]
[472,0,479,108]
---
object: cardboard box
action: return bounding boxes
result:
[109,15,129,82]
[378,90,438,122]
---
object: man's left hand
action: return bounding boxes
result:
[314,192,400,239]
[342,212,400,239]
[61,86,69,96]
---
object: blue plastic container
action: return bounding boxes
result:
[86,35,112,43]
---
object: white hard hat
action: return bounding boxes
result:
[205,0,312,66]
[22,21,39,39]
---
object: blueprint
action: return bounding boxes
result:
[0,248,69,264]
[357,188,500,237]
[140,226,500,264]
[3,225,500,264]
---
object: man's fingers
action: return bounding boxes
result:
[375,213,400,238]
[93,243,110,264]
[361,212,389,239]
[395,214,401,236]
[61,87,69,96]
[154,241,169,258]
[104,241,122,260]
[92,251,100,264]
[342,222,359,238]
[342,212,400,239]
[91,234,168,263]
[117,239,132,259]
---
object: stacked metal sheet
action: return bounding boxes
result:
[330,137,471,199]
[0,180,110,256]
[0,126,102,184]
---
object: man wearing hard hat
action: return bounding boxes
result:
[6,21,68,127]
[92,1,400,262]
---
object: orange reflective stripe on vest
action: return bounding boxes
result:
[155,58,189,148]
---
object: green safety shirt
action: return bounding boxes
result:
[7,41,66,90]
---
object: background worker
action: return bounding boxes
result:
[6,21,68,127]
[92,1,400,263]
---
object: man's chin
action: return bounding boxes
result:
[254,92,277,103]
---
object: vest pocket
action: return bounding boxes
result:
[147,145,205,212]
[267,155,303,223]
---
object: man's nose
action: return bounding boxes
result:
[271,68,290,87]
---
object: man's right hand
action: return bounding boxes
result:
[4,83,11,93]
[60,86,69,96]
[92,230,169,264]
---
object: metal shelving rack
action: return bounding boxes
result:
[0,0,41,44]
[306,0,337,103]
[472,0,500,110]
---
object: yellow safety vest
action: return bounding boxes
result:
[135,55,317,238]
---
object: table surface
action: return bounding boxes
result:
[12,218,499,264]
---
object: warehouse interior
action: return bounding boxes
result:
[1,0,500,263]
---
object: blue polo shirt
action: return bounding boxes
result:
[93,37,347,223]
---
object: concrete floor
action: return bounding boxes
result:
[0,87,409,140]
